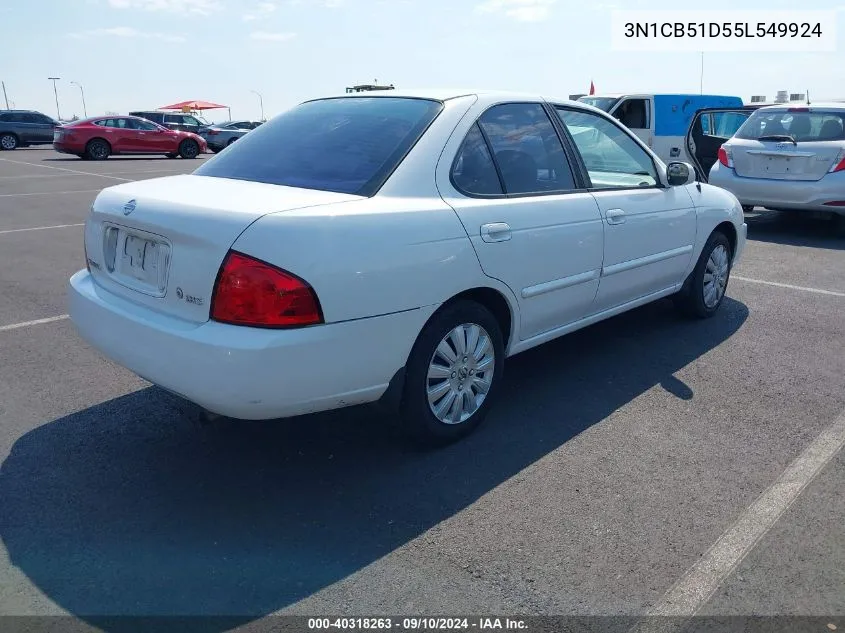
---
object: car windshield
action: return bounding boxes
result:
[194,97,443,196]
[577,97,620,112]
[734,108,845,142]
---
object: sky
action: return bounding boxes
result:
[2,0,844,123]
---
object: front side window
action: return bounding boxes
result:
[711,111,752,137]
[195,97,443,196]
[451,123,503,195]
[613,98,649,130]
[556,107,658,189]
[578,97,620,112]
[476,102,576,195]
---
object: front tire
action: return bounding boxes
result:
[178,139,200,159]
[674,231,733,319]
[400,300,505,446]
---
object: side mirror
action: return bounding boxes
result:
[666,161,696,186]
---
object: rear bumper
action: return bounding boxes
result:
[710,163,845,215]
[53,141,82,154]
[68,270,434,420]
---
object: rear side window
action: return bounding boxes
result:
[195,97,443,196]
[451,123,503,195]
[475,103,576,195]
[735,109,845,142]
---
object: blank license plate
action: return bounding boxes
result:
[764,156,790,174]
[123,235,159,281]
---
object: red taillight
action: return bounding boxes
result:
[829,149,845,173]
[207,130,219,135]
[210,251,323,328]
[717,145,734,168]
[787,107,809,112]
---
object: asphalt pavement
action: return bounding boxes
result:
[0,148,843,632]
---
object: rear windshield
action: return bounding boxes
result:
[734,109,845,142]
[194,97,443,196]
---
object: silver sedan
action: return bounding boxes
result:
[708,103,845,218]
[199,120,263,153]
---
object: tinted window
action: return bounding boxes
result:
[135,119,160,131]
[735,109,845,142]
[556,107,658,189]
[0,113,11,122]
[183,116,201,127]
[712,111,751,137]
[476,103,576,195]
[451,123,503,195]
[195,97,443,196]
[20,113,38,123]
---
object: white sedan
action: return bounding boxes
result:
[68,89,747,445]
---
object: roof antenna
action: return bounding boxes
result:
[807,89,811,106]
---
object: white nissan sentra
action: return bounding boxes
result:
[68,89,747,444]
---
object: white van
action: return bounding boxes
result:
[577,93,749,176]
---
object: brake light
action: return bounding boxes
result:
[829,149,845,173]
[207,129,219,135]
[210,251,323,328]
[718,145,734,169]
[787,107,809,112]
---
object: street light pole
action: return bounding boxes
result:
[48,77,61,120]
[70,81,87,118]
[251,90,264,121]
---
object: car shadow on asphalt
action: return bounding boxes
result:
[745,211,845,251]
[0,297,749,631]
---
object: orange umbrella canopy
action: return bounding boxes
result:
[159,100,227,110]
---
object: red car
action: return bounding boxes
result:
[53,115,207,160]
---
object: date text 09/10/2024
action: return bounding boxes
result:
[623,22,822,38]
[307,618,527,630]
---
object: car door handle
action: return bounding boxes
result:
[480,222,511,243]
[606,209,626,225]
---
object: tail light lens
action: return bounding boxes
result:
[210,251,323,328]
[718,145,734,168]
[828,149,845,173]
[207,130,219,135]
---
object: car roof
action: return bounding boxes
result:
[314,88,589,108]
[753,102,845,111]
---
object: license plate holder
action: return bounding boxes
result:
[102,224,171,296]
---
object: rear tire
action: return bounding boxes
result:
[165,152,178,159]
[85,138,111,160]
[399,300,505,447]
[178,139,200,159]
[673,231,733,319]
[0,133,18,150]
[227,137,238,146]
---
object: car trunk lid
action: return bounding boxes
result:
[84,174,361,324]
[731,140,843,181]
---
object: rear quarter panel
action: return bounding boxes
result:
[230,196,518,324]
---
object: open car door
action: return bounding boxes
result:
[686,106,763,182]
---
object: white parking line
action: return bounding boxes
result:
[0,158,132,182]
[0,314,70,332]
[733,275,845,298]
[0,168,177,180]
[0,189,102,198]
[0,223,84,235]
[642,406,845,620]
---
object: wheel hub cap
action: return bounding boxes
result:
[703,244,730,309]
[426,323,495,425]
